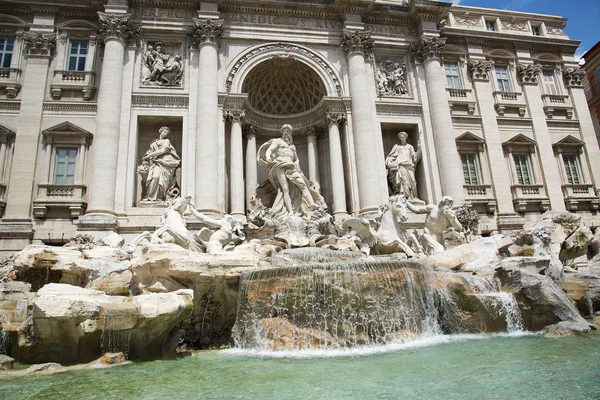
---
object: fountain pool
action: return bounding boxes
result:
[1,333,599,399]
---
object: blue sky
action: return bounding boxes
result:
[444,0,600,61]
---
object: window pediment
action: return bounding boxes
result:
[42,122,92,145]
[503,133,537,152]
[456,131,485,151]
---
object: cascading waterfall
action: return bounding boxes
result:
[462,275,524,332]
[100,308,132,357]
[234,254,442,351]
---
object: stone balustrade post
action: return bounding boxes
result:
[326,111,348,218]
[78,11,139,231]
[342,30,383,214]
[225,109,246,219]
[188,18,224,214]
[411,37,464,203]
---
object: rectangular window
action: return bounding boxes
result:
[594,68,600,94]
[542,70,558,95]
[68,40,88,72]
[563,155,581,185]
[495,66,511,92]
[444,62,462,89]
[53,147,77,185]
[461,154,480,185]
[485,20,497,32]
[513,154,532,185]
[531,25,541,36]
[0,37,14,69]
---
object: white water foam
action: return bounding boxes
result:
[223,332,540,359]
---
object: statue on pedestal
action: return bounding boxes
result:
[249,124,333,248]
[385,131,421,200]
[256,124,326,218]
[137,126,180,202]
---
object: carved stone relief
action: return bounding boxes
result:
[141,41,184,87]
[375,57,409,97]
[454,15,481,27]
[563,68,585,88]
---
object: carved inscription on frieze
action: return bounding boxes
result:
[133,8,195,20]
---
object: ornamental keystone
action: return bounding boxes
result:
[410,37,446,63]
[341,30,374,56]
[97,12,140,44]
[468,60,494,81]
[517,64,542,85]
[188,18,224,47]
[563,68,585,88]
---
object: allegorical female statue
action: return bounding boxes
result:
[138,126,181,202]
[385,131,422,200]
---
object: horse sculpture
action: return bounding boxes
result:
[342,195,421,256]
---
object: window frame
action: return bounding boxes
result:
[461,153,480,185]
[494,65,512,92]
[52,146,78,185]
[485,19,497,32]
[594,68,600,94]
[444,61,463,89]
[0,37,14,69]
[562,154,581,185]
[512,153,533,185]
[541,68,560,95]
[67,39,88,72]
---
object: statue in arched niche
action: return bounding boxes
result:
[385,131,422,200]
[137,126,180,202]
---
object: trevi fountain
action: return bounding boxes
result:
[0,123,598,399]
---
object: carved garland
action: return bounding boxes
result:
[225,42,343,96]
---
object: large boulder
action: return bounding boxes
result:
[427,235,513,272]
[4,283,193,364]
[131,243,264,349]
[560,226,594,262]
[495,268,592,334]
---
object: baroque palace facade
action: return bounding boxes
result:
[0,0,598,252]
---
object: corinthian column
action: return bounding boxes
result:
[326,111,348,217]
[342,30,383,214]
[2,31,54,238]
[411,37,464,203]
[244,126,258,211]
[188,18,223,214]
[79,12,139,230]
[225,109,245,219]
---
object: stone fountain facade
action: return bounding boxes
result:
[0,0,597,251]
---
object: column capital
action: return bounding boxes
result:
[325,111,346,126]
[224,109,245,122]
[517,64,542,85]
[97,12,140,45]
[410,37,446,63]
[563,67,586,88]
[23,32,55,57]
[468,59,494,81]
[188,18,224,48]
[303,126,321,138]
[244,125,258,139]
[341,30,373,57]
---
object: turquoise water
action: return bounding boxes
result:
[1,333,599,400]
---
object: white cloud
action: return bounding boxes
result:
[574,49,586,66]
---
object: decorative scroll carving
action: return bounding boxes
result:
[410,37,446,63]
[325,111,346,126]
[341,30,374,56]
[23,32,55,56]
[188,18,223,47]
[468,60,494,81]
[517,64,542,85]
[142,42,184,86]
[454,15,481,27]
[224,109,245,122]
[546,24,565,35]
[225,42,343,97]
[375,58,408,96]
[563,68,585,88]
[97,12,140,44]
[502,20,528,32]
